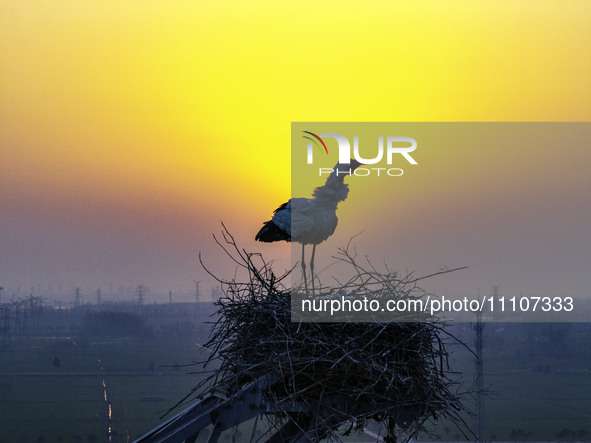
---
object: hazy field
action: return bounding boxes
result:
[1,304,590,442]
[0,337,206,442]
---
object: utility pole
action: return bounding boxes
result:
[97,289,101,305]
[169,290,173,305]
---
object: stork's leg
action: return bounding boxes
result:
[301,243,309,295]
[310,244,317,296]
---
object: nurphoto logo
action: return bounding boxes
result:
[303,131,418,177]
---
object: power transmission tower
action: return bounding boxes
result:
[136,285,145,307]
[74,288,81,307]
[473,287,490,442]
[136,285,145,317]
[211,285,221,301]
[473,286,500,441]
[194,281,201,305]
[1,287,10,341]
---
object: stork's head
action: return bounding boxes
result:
[326,159,362,185]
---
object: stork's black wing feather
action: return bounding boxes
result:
[256,201,291,243]
[255,220,290,242]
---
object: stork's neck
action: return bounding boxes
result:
[312,181,350,207]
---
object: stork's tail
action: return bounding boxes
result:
[255,221,291,242]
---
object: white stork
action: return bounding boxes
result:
[255,160,361,293]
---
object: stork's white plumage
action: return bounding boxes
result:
[256,160,360,293]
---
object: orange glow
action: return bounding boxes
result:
[0,1,589,291]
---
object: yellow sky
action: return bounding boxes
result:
[0,0,589,295]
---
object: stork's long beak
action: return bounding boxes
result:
[333,159,362,173]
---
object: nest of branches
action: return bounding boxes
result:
[193,226,472,442]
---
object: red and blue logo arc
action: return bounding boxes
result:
[302,131,328,155]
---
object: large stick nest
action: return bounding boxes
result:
[192,226,472,442]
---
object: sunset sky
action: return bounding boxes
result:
[1,1,589,302]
